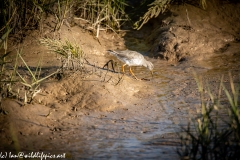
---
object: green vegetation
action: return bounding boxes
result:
[0,0,72,33]
[39,38,85,70]
[0,49,57,104]
[0,0,129,38]
[1,0,238,35]
[178,73,240,159]
[0,37,84,104]
[16,50,59,104]
[133,0,172,30]
[39,38,85,59]
[0,0,129,104]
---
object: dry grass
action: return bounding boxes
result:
[74,0,129,36]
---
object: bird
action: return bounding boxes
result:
[106,50,154,80]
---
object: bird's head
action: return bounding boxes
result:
[144,61,154,71]
[144,61,154,77]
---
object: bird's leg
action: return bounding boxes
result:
[110,60,115,72]
[103,60,115,72]
[122,64,126,73]
[129,67,140,80]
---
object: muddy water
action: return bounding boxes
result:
[63,67,186,159]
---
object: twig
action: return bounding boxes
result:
[185,8,192,26]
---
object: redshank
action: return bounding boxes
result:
[106,50,154,80]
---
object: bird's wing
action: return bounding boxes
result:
[116,52,133,61]
[119,50,142,58]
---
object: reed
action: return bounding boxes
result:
[0,48,59,104]
[74,0,128,36]
[178,73,240,159]
[0,0,128,38]
[16,49,59,104]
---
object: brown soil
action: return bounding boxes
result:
[147,2,240,61]
[0,2,240,159]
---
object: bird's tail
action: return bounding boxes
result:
[107,50,118,56]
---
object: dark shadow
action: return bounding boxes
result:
[122,5,173,58]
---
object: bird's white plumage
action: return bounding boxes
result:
[107,50,153,70]
[106,50,154,80]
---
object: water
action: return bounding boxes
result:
[52,61,183,159]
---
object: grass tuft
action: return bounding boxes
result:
[39,38,85,70]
